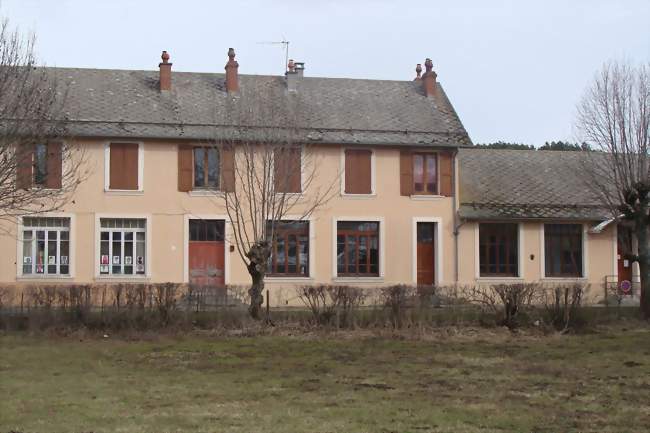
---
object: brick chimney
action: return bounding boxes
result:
[225,48,239,93]
[422,58,437,97]
[159,51,172,91]
[286,59,304,92]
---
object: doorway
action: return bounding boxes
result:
[416,222,436,285]
[188,219,225,286]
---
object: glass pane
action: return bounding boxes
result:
[136,232,145,241]
[136,240,145,274]
[124,240,134,274]
[370,236,379,275]
[417,223,434,243]
[337,235,345,274]
[22,231,33,274]
[426,155,437,193]
[194,147,205,187]
[347,235,357,273]
[207,148,219,187]
[60,240,69,275]
[101,231,109,241]
[287,235,297,274]
[47,232,57,274]
[299,235,309,276]
[34,143,48,185]
[413,154,424,192]
[358,236,368,273]
[36,236,45,274]
[276,236,285,271]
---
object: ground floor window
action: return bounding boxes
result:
[267,221,309,276]
[479,223,518,277]
[99,218,146,276]
[22,217,70,275]
[336,221,379,276]
[544,224,583,277]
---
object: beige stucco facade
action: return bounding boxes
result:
[0,139,619,305]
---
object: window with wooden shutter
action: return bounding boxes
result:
[16,144,34,189]
[193,147,220,189]
[399,150,413,196]
[178,145,193,192]
[412,153,437,195]
[221,145,235,192]
[344,149,372,194]
[109,143,139,190]
[46,142,62,189]
[274,147,301,193]
[438,151,454,197]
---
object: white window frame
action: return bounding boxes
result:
[411,217,443,285]
[340,147,376,198]
[474,222,524,281]
[95,214,152,280]
[540,222,588,280]
[332,216,385,281]
[265,215,315,281]
[271,144,305,196]
[16,213,76,279]
[183,214,231,284]
[104,141,145,194]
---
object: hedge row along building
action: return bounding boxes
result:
[0,49,633,305]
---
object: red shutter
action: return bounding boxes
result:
[16,144,34,190]
[399,150,413,196]
[221,145,235,192]
[178,145,193,192]
[344,149,372,194]
[439,151,454,197]
[274,147,302,193]
[46,142,62,189]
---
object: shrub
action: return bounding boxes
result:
[460,283,538,328]
[379,285,416,328]
[297,285,365,327]
[153,282,180,325]
[540,283,586,332]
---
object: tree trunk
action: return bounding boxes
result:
[246,242,270,320]
[636,215,650,319]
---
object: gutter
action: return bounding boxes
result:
[589,214,623,234]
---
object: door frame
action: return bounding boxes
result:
[183,214,230,284]
[411,217,442,285]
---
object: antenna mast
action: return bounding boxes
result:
[256,38,290,71]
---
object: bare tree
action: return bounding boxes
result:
[0,18,86,226]
[576,60,650,318]
[208,79,338,319]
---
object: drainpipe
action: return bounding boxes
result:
[451,148,461,285]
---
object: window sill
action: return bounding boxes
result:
[266,276,313,282]
[17,275,74,281]
[340,193,376,200]
[476,277,524,282]
[410,194,445,201]
[541,277,587,282]
[104,190,144,196]
[189,190,224,197]
[332,276,384,283]
[95,276,150,282]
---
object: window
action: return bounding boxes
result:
[479,223,518,277]
[267,221,309,276]
[108,142,139,190]
[413,153,437,194]
[16,142,62,190]
[344,149,372,194]
[189,219,225,241]
[33,143,48,186]
[21,217,70,276]
[274,147,301,193]
[99,218,146,276]
[193,147,220,189]
[544,224,583,277]
[336,221,379,276]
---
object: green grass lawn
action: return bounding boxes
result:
[1,327,649,433]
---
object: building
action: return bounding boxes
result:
[0,49,629,305]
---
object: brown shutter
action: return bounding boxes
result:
[178,144,193,192]
[109,142,139,190]
[275,147,302,193]
[221,145,235,192]
[399,150,413,196]
[46,142,62,189]
[344,149,372,194]
[439,151,454,197]
[16,144,34,190]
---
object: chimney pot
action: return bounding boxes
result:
[159,50,172,92]
[421,58,437,97]
[287,59,295,72]
[285,61,305,92]
[225,48,239,93]
[414,63,422,81]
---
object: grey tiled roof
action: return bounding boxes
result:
[458,148,611,221]
[42,67,471,146]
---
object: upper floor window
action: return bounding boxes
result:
[267,220,309,276]
[108,142,140,190]
[16,142,62,190]
[344,149,372,194]
[99,218,146,276]
[274,147,302,194]
[413,153,437,194]
[21,217,70,276]
[544,224,583,277]
[479,223,518,277]
[336,221,379,276]
[193,147,220,189]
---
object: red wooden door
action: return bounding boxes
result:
[617,240,632,286]
[417,222,435,285]
[189,220,225,286]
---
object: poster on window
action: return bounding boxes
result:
[124,256,132,265]
[60,256,68,265]
[112,256,120,265]
[100,265,109,273]
[101,255,109,265]
[136,256,144,273]
[23,256,32,264]
[48,256,56,265]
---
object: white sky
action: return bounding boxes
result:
[2,0,649,146]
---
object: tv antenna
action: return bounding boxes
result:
[256,38,290,71]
